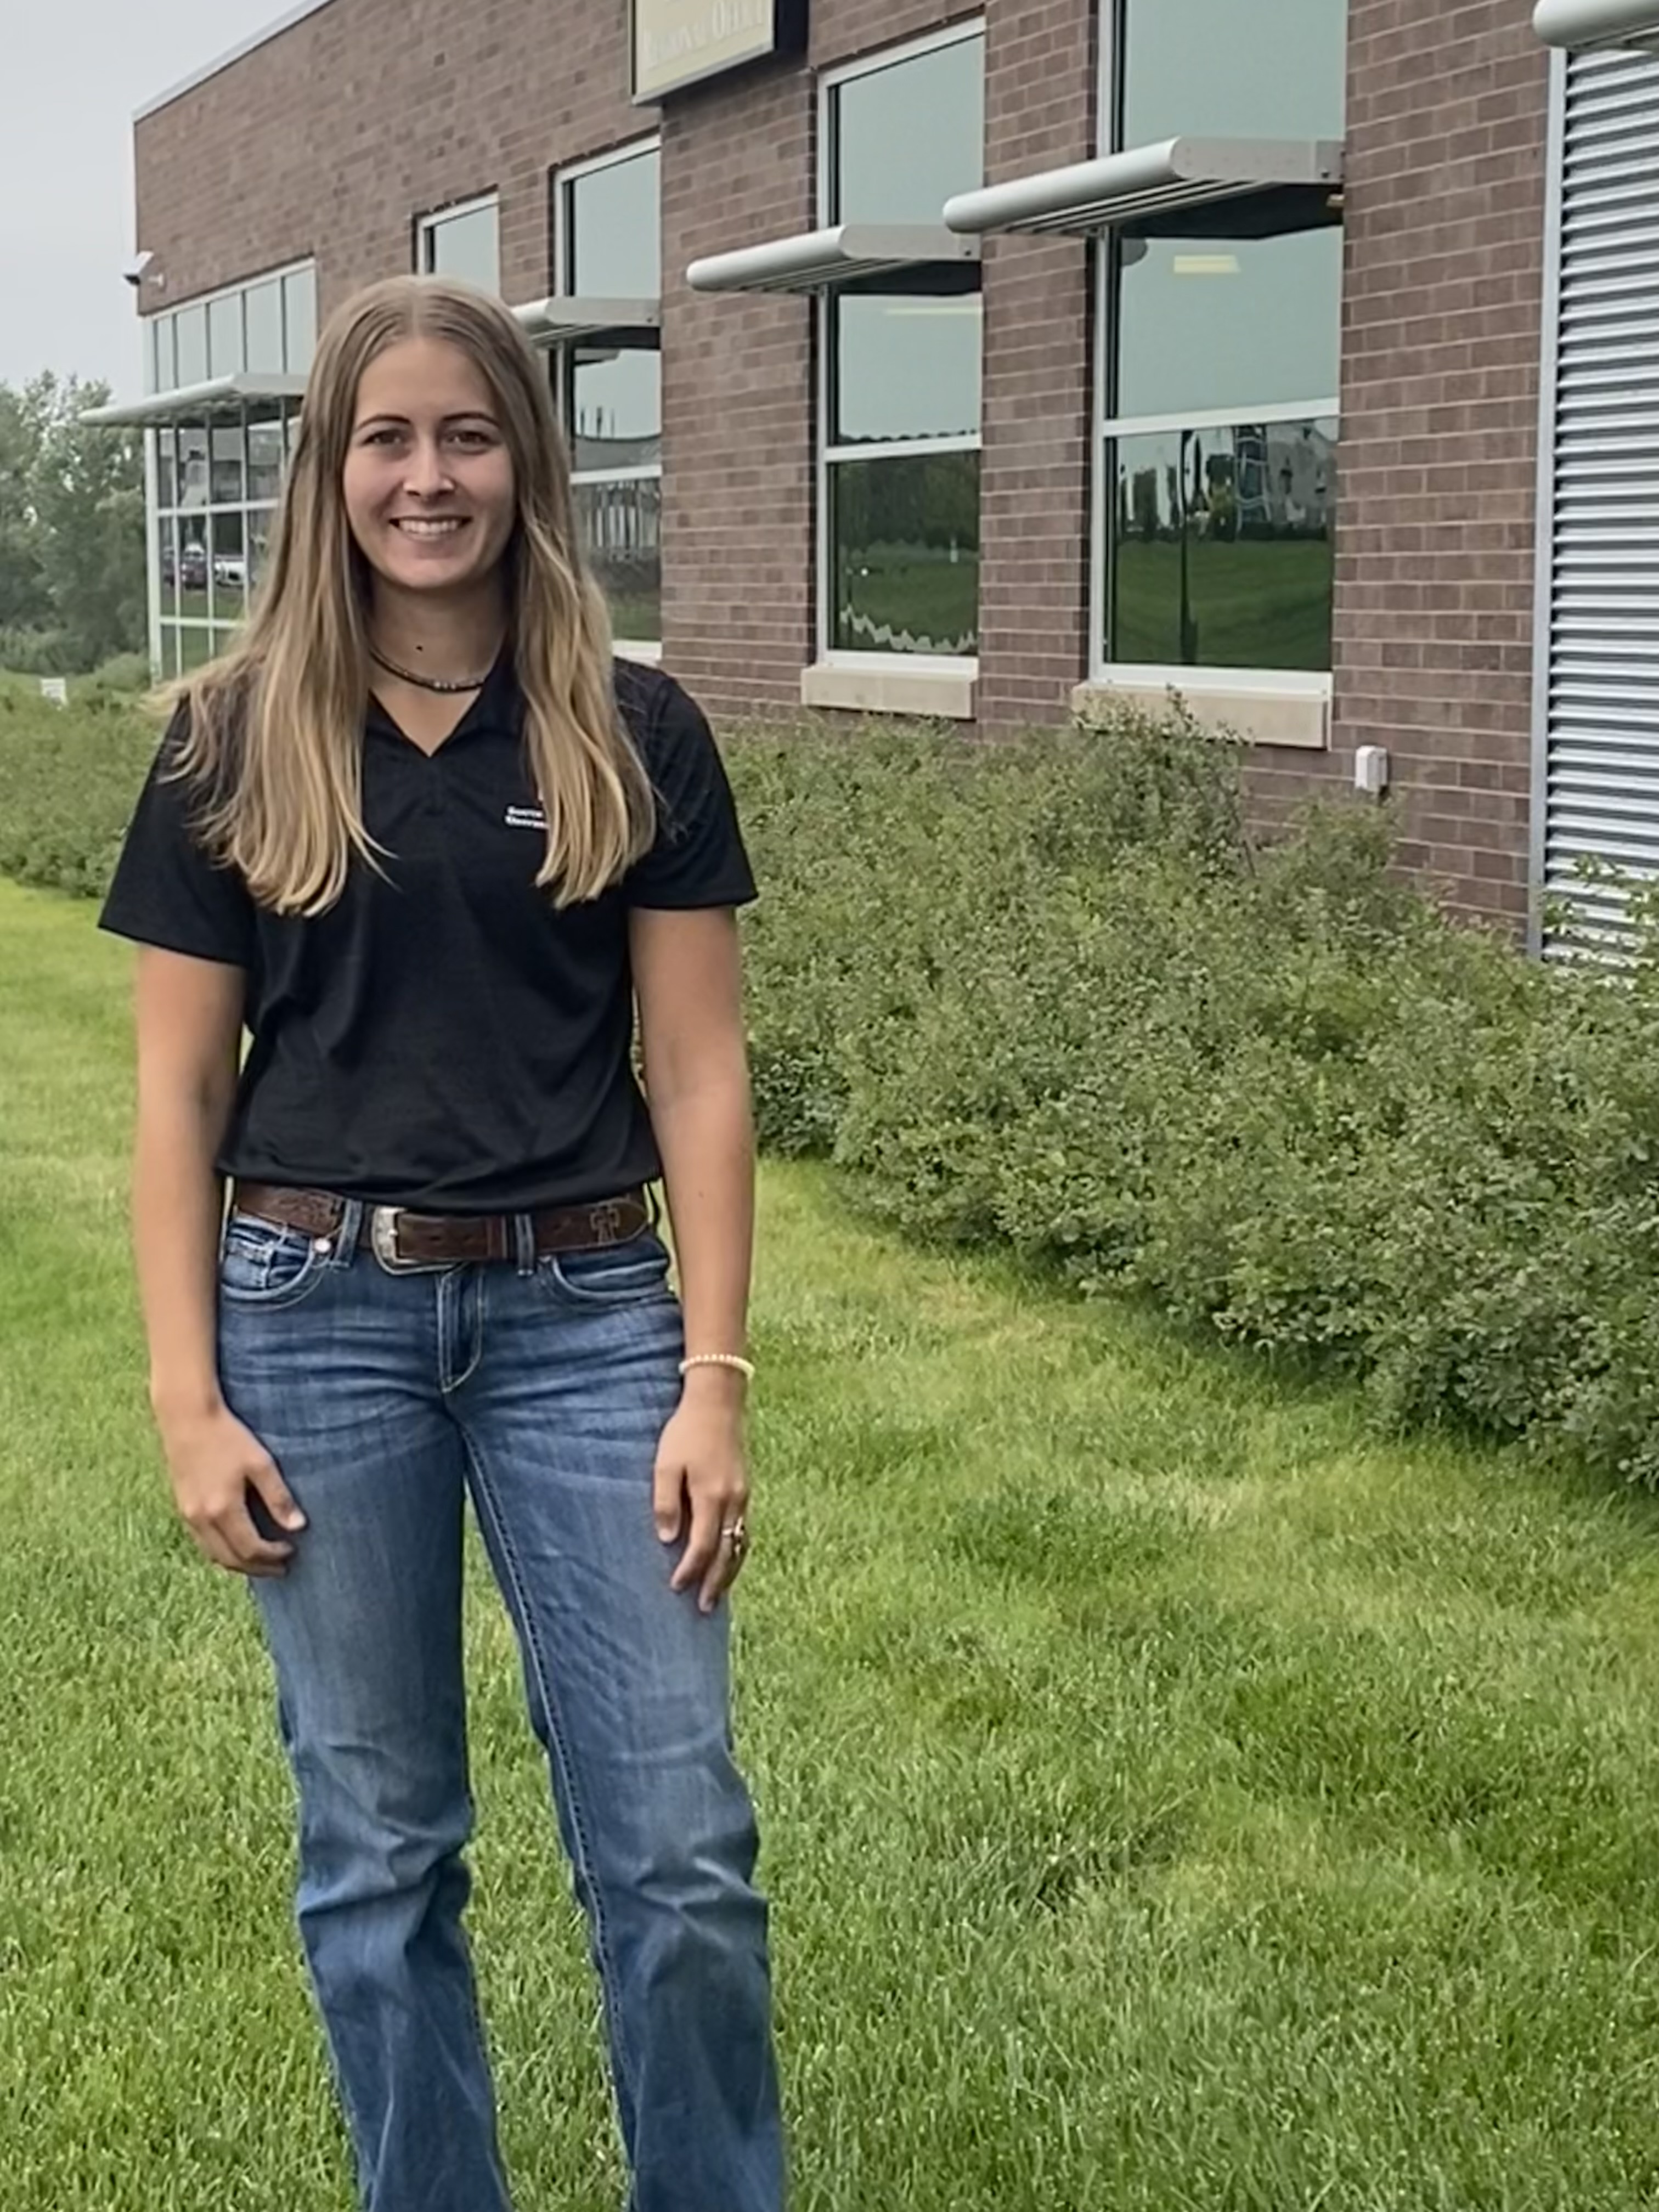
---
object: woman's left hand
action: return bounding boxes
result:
[653,1380,751,1613]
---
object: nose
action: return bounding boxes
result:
[402,437,452,498]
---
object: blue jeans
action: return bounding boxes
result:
[215,1199,786,2212]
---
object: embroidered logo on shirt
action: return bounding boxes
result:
[505,805,548,831]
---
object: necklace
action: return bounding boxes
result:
[369,645,495,695]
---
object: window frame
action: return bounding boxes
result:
[415,191,502,291]
[1088,2,1345,689]
[551,136,664,658]
[815,19,986,670]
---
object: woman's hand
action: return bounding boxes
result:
[155,1398,308,1577]
[653,1373,751,1613]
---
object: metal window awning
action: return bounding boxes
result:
[513,296,661,346]
[80,371,308,427]
[687,223,979,295]
[1534,0,1659,47]
[943,137,1345,241]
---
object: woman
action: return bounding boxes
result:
[99,275,786,2212]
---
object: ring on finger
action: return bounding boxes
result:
[719,1517,749,1560]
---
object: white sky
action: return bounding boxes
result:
[1,0,290,396]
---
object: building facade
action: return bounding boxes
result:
[88,0,1659,945]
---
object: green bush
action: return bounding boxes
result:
[10,683,1659,1481]
[0,687,156,899]
[721,711,1659,1485]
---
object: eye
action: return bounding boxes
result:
[448,427,495,449]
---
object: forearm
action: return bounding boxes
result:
[650,1064,755,1401]
[133,1084,232,1423]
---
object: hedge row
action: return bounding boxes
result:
[5,685,1658,1481]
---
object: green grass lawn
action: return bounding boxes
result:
[10,876,1659,2211]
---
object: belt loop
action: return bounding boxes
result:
[646,1184,663,1232]
[513,1211,536,1276]
[333,1197,364,1267]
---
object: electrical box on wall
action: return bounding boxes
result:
[1354,745,1390,797]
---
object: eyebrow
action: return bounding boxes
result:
[354,410,500,430]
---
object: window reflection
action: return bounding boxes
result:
[568,148,660,297]
[176,425,209,510]
[574,478,662,645]
[1108,419,1336,670]
[211,421,246,505]
[422,204,500,292]
[1115,232,1341,423]
[1121,0,1348,145]
[833,297,981,447]
[571,351,661,472]
[831,32,984,223]
[176,306,208,388]
[830,451,980,656]
[208,294,244,378]
[283,269,317,371]
[248,411,286,504]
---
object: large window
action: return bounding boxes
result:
[142,263,316,675]
[143,262,317,397]
[419,196,500,292]
[1099,0,1346,678]
[554,143,662,650]
[821,27,984,660]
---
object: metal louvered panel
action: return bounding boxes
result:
[1541,47,1659,952]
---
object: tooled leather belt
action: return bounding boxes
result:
[229,1180,651,1269]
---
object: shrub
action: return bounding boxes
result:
[11,681,1659,1481]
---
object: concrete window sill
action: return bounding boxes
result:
[802,658,977,721]
[1074,676,1330,752]
[614,641,663,667]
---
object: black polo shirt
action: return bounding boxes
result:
[99,658,757,1212]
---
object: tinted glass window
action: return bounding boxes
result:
[833,297,981,447]
[831,34,984,223]
[567,149,660,297]
[1121,0,1347,145]
[1115,230,1342,420]
[830,450,980,656]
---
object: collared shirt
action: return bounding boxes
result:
[99,657,757,1212]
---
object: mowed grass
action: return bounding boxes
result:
[9,877,1659,2210]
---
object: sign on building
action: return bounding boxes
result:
[630,0,806,101]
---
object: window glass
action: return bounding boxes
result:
[207,511,249,624]
[830,450,980,656]
[176,424,210,510]
[208,294,244,377]
[833,296,980,447]
[248,410,286,504]
[567,149,660,297]
[574,479,662,644]
[1121,0,1347,144]
[283,269,318,371]
[1115,231,1341,421]
[154,315,177,396]
[155,426,177,508]
[1107,416,1336,669]
[245,281,284,373]
[831,33,984,223]
[175,305,208,388]
[210,421,246,505]
[571,351,661,474]
[156,514,179,620]
[422,204,500,291]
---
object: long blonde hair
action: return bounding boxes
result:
[170,275,654,912]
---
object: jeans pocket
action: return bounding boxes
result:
[540,1230,675,1310]
[218,1212,332,1310]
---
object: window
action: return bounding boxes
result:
[554,143,662,649]
[143,263,318,398]
[821,27,985,660]
[139,263,317,674]
[1099,0,1346,678]
[418,196,500,292]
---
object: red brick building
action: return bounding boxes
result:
[89,0,1659,945]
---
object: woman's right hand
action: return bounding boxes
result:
[156,1401,308,1577]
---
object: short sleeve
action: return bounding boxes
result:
[98,710,257,968]
[622,674,758,911]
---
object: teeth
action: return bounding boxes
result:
[397,519,464,537]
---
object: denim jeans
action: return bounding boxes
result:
[215,1199,786,2212]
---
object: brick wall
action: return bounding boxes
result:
[976,1,1097,729]
[1333,0,1550,928]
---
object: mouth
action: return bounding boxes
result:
[390,517,470,541]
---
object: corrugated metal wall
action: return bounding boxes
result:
[1537,46,1659,948]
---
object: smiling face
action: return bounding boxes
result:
[341,336,518,602]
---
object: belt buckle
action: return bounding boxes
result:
[370,1206,432,1274]
[589,1198,631,1246]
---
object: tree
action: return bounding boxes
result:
[0,374,146,671]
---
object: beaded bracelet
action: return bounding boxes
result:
[679,1353,756,1383]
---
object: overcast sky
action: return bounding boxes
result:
[2,0,287,396]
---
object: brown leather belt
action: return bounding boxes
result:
[230,1180,651,1272]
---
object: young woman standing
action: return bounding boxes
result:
[99,275,785,2212]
